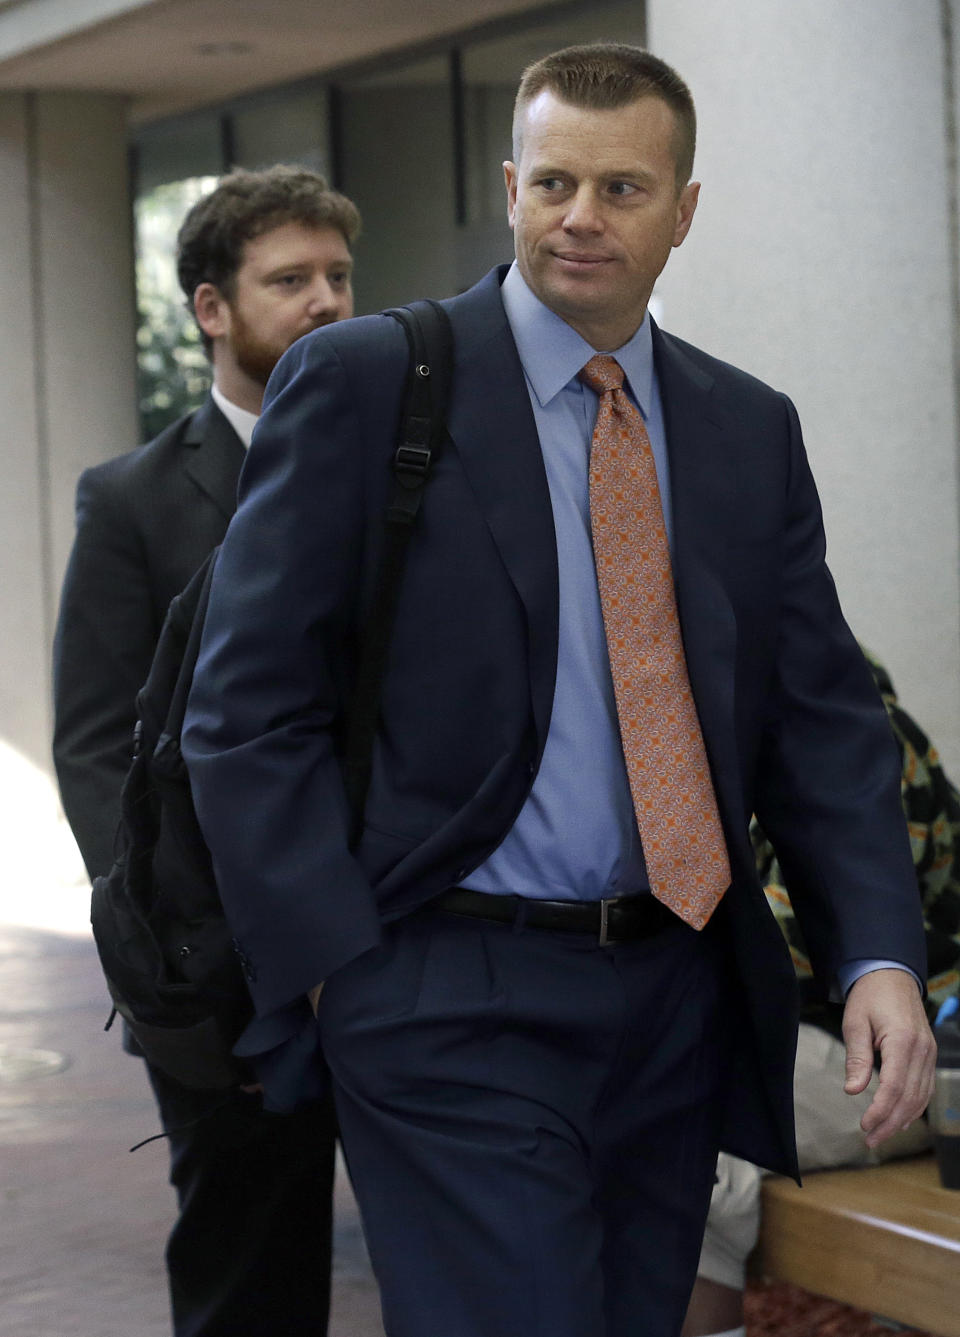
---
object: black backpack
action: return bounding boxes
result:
[90,300,453,1090]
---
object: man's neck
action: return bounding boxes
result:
[212,367,264,416]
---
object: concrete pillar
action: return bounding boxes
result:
[648,0,960,771]
[0,91,137,893]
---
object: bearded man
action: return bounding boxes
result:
[53,164,359,1337]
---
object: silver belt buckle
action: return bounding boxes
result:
[598,898,614,947]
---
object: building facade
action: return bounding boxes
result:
[2,0,958,850]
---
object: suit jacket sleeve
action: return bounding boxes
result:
[53,465,161,881]
[750,394,926,989]
[182,328,398,1018]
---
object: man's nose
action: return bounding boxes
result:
[563,185,603,233]
[305,278,340,317]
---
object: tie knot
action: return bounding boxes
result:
[580,354,624,396]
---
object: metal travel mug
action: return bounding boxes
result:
[931,999,960,1190]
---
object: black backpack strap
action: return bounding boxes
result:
[123,547,221,859]
[384,298,453,525]
[342,298,453,839]
[161,547,221,744]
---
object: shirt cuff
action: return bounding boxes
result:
[835,958,923,1000]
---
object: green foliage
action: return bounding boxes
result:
[134,178,218,441]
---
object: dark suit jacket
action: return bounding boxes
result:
[53,396,245,881]
[183,267,926,1177]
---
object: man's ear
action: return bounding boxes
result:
[503,161,518,229]
[672,181,700,248]
[193,282,229,341]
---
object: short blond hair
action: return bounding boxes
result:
[513,43,696,188]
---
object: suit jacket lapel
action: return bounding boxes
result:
[444,270,559,748]
[654,325,742,814]
[181,396,246,520]
[435,279,742,809]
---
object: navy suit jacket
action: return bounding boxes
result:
[183,267,925,1175]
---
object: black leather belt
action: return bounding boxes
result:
[433,887,677,946]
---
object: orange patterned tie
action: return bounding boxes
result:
[582,354,730,930]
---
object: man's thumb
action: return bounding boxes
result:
[844,1020,875,1094]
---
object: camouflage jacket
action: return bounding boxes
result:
[754,648,960,1030]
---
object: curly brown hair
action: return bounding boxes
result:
[176,164,361,339]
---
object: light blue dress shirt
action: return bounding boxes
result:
[464,265,911,998]
[465,264,660,902]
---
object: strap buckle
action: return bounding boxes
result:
[598,898,614,947]
[394,443,432,478]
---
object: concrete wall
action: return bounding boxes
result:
[0,93,47,774]
[0,91,138,775]
[342,80,460,313]
[649,0,960,773]
[3,1,960,795]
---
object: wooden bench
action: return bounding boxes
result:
[755,1153,960,1336]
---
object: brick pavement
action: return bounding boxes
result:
[0,919,384,1337]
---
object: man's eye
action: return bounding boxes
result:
[608,182,637,197]
[277,273,305,288]
[329,271,351,288]
[538,177,564,192]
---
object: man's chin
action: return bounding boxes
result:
[542,281,616,324]
[236,351,284,387]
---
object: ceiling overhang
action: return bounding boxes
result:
[0,0,554,122]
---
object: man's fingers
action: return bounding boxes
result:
[861,1084,922,1146]
[856,1026,909,1130]
[859,1062,908,1144]
[843,1016,875,1095]
[860,1025,936,1145]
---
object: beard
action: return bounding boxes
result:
[227,307,320,388]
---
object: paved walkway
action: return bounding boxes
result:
[0,918,384,1337]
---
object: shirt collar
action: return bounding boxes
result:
[211,382,259,449]
[500,262,655,415]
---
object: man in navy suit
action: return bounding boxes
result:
[54,165,359,1336]
[183,46,935,1337]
